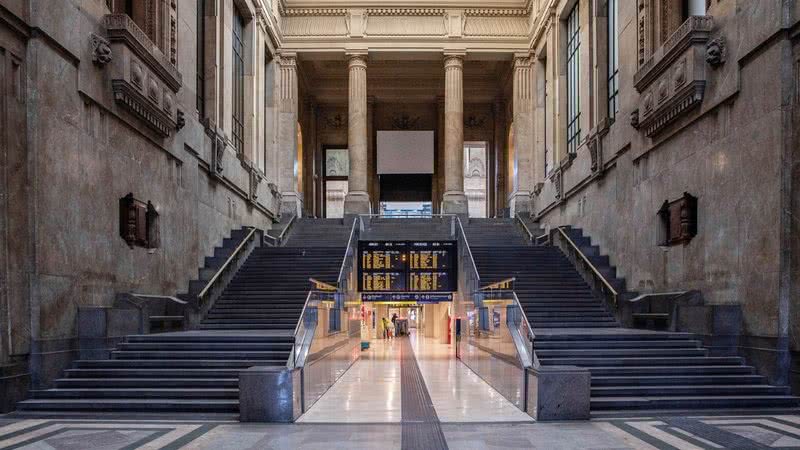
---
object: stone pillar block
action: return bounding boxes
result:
[527,365,590,421]
[239,366,302,422]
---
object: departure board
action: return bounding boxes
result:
[358,241,457,300]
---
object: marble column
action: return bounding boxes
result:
[343,53,371,215]
[509,52,534,216]
[277,52,302,216]
[442,53,468,215]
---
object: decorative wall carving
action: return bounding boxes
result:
[324,114,347,129]
[551,168,563,201]
[588,134,602,175]
[464,115,487,129]
[249,169,263,204]
[207,128,226,177]
[706,36,726,68]
[89,33,112,66]
[391,113,420,130]
[112,80,176,137]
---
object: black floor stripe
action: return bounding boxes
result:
[400,338,448,450]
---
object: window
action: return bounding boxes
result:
[544,68,552,175]
[566,3,581,154]
[196,0,205,117]
[232,9,246,154]
[607,0,619,121]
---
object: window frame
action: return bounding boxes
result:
[607,0,619,122]
[566,3,581,155]
[231,8,246,155]
[196,0,206,118]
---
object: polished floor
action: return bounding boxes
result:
[4,415,800,449]
[297,331,531,424]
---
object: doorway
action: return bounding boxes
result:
[323,147,348,218]
[464,141,488,218]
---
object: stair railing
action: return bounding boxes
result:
[553,226,619,309]
[337,218,360,291]
[266,213,297,247]
[196,226,259,309]
[515,212,535,244]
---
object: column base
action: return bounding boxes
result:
[344,191,371,216]
[508,191,532,216]
[442,191,469,216]
[280,191,303,217]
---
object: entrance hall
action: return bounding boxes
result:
[297,57,512,219]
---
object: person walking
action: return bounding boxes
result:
[381,317,390,339]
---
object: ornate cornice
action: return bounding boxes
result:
[366,8,445,16]
[283,8,348,16]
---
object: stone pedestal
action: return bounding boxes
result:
[526,365,590,421]
[239,366,302,422]
[280,192,304,217]
[344,53,371,215]
[442,53,467,216]
[508,191,532,216]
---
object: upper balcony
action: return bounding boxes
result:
[632,16,714,137]
[101,14,183,138]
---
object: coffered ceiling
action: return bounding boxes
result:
[299,58,512,104]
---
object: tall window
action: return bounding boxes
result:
[607,0,619,121]
[232,9,245,154]
[566,3,581,154]
[196,0,205,117]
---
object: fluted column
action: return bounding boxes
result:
[509,52,534,215]
[277,52,302,216]
[343,53,371,215]
[442,53,468,215]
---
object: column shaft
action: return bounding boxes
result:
[344,54,371,215]
[277,52,302,216]
[509,52,534,215]
[442,54,468,215]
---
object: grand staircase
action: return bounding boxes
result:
[15,219,348,416]
[467,218,799,414]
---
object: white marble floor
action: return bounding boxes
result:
[410,333,533,423]
[297,338,403,423]
[297,331,532,424]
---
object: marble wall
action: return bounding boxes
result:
[0,0,282,408]
[527,0,800,386]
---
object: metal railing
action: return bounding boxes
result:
[265,214,297,246]
[197,226,258,305]
[515,213,535,243]
[554,226,619,307]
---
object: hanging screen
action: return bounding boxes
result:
[377,131,434,174]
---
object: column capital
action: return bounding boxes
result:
[443,50,466,66]
[278,51,297,66]
[346,50,369,66]
[514,52,534,68]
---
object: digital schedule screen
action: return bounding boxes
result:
[358,241,457,299]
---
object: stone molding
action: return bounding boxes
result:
[111,80,176,137]
[280,6,530,39]
[104,14,182,92]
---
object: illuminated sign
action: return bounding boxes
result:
[358,241,457,301]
